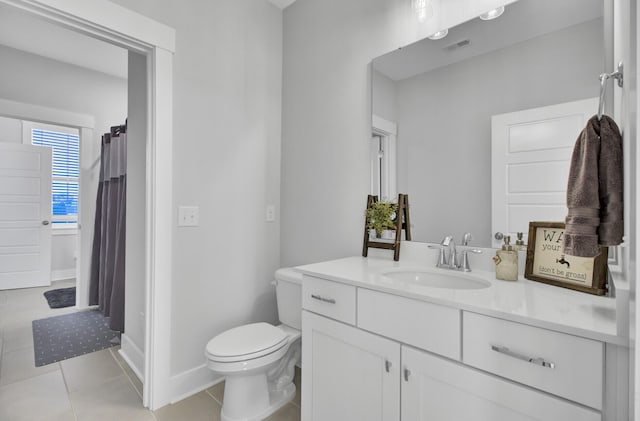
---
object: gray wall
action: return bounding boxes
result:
[0,45,126,136]
[0,116,20,143]
[281,0,516,266]
[0,44,127,284]
[394,18,603,244]
[372,70,397,123]
[110,0,283,377]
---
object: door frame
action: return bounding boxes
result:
[372,114,397,201]
[0,0,176,410]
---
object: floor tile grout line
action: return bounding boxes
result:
[58,363,79,421]
[106,347,161,421]
[109,347,144,401]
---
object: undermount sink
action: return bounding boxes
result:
[381,269,491,290]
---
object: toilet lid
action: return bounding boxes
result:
[206,322,288,362]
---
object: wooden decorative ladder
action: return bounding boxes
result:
[362,194,412,261]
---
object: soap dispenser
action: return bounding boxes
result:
[514,232,527,251]
[493,236,518,281]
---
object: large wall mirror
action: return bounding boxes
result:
[372,0,608,248]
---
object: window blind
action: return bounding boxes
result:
[32,129,79,224]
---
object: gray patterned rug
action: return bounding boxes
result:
[32,310,121,367]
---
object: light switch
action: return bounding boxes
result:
[178,206,199,227]
[266,205,276,222]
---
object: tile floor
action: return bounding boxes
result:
[0,280,301,420]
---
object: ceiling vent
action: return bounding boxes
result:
[443,39,471,52]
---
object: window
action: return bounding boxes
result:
[23,122,80,227]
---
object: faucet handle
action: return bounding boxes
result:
[460,247,483,272]
[441,236,453,246]
[462,232,473,246]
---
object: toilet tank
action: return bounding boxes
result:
[274,268,302,330]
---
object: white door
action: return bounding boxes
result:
[301,311,400,421]
[401,346,600,421]
[491,98,598,248]
[0,143,52,289]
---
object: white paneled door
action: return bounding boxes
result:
[491,98,598,248]
[0,143,52,289]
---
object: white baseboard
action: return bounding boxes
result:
[169,363,221,405]
[120,334,145,381]
[52,269,76,281]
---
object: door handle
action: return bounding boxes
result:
[404,368,411,381]
[42,220,50,226]
[385,360,392,373]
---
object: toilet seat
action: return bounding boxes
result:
[206,322,288,363]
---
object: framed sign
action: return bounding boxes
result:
[524,222,608,295]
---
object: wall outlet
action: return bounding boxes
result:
[178,206,199,227]
[266,205,276,222]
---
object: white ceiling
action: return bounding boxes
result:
[0,2,127,79]
[0,0,297,78]
[374,0,603,81]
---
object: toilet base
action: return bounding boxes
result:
[220,374,296,421]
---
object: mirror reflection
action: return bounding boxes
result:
[372,0,605,247]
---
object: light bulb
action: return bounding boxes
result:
[428,29,448,40]
[479,6,505,21]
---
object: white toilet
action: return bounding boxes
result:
[205,268,302,421]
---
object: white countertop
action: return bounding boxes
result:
[295,255,626,346]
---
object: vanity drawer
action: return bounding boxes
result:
[302,275,356,325]
[358,288,461,360]
[463,312,603,409]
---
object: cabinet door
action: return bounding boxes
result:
[401,346,600,421]
[302,310,400,421]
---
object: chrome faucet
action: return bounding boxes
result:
[432,236,453,268]
[447,238,459,269]
[431,236,458,269]
[430,233,482,272]
[460,232,483,272]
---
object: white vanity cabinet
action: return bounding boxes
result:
[301,311,400,421]
[301,273,615,421]
[401,346,600,421]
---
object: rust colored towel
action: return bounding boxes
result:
[563,115,623,257]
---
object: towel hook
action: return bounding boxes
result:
[598,61,623,120]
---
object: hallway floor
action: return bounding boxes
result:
[0,280,301,421]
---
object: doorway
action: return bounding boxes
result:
[0,0,175,410]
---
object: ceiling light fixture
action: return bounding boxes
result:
[428,29,448,40]
[479,6,505,21]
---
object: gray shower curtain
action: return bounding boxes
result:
[89,125,127,332]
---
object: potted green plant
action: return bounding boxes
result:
[366,201,398,238]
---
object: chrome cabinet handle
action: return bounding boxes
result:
[42,220,50,226]
[310,294,336,304]
[491,344,555,369]
[403,368,411,381]
[385,360,392,373]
